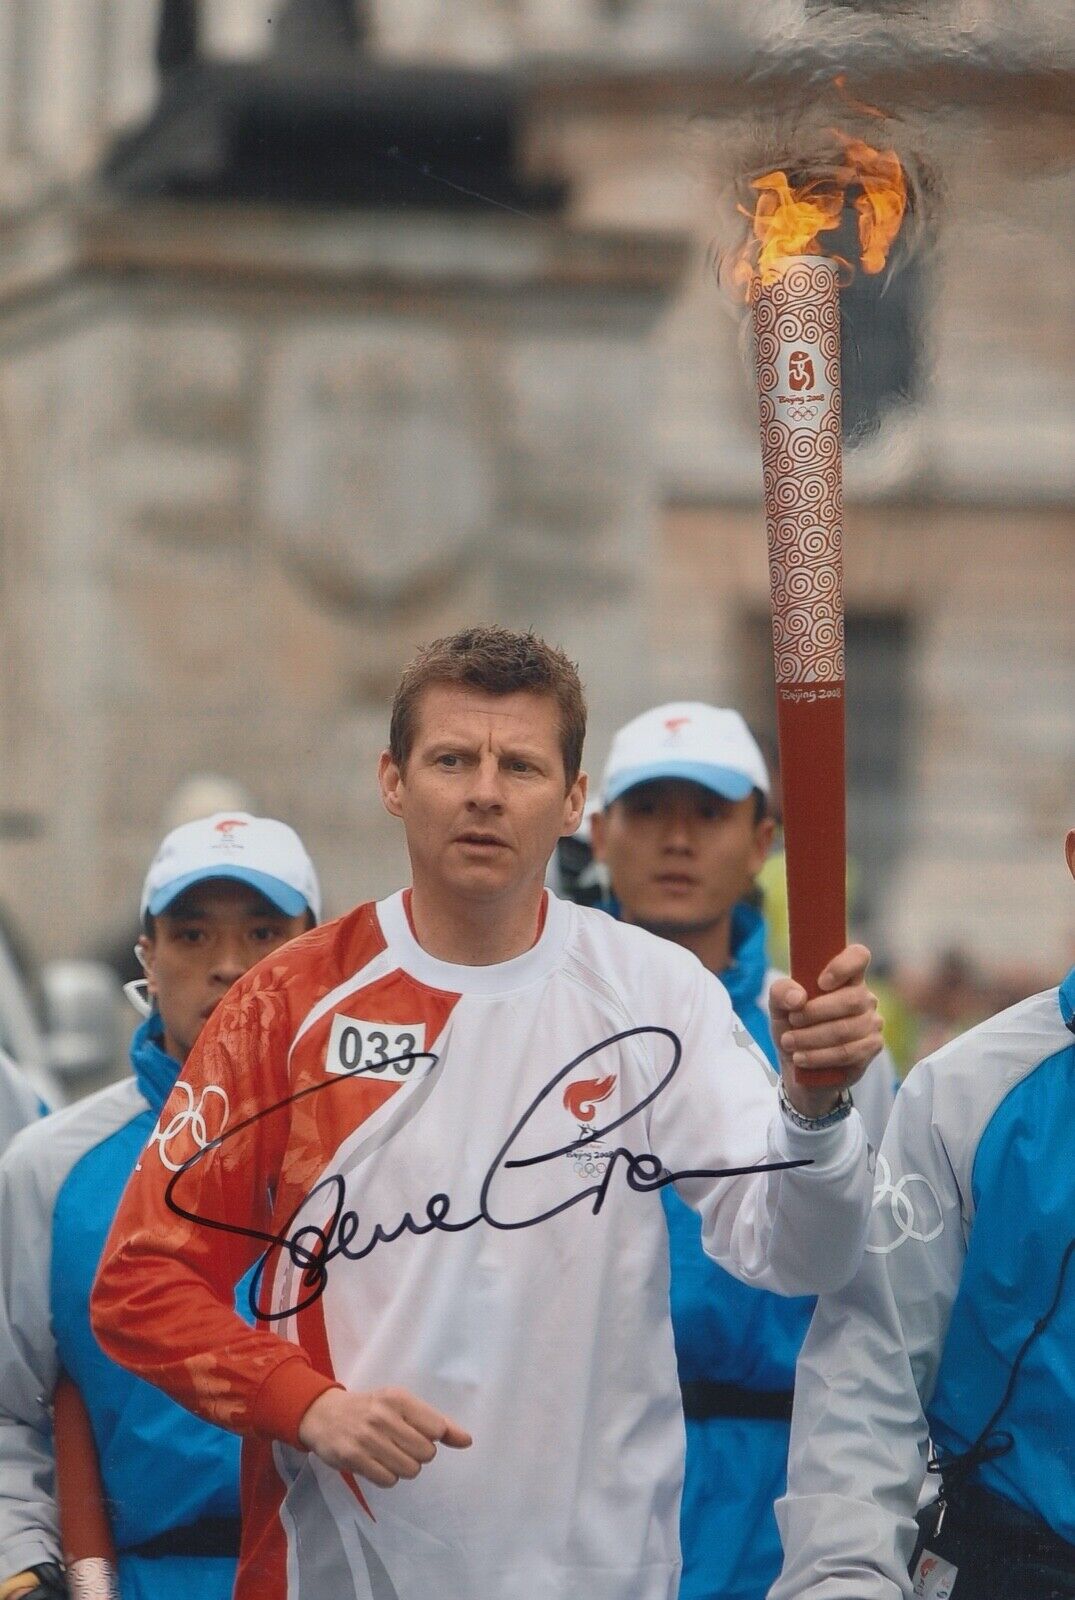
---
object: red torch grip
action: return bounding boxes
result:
[777,688,847,1003]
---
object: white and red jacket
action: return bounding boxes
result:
[92,890,870,1600]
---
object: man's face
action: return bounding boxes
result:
[140,879,309,1063]
[379,684,587,907]
[591,778,774,936]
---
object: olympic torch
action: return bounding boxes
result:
[734,140,907,1086]
[754,255,846,1041]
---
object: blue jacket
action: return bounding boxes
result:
[0,1016,243,1600]
[596,901,892,1598]
[640,903,892,1600]
[663,905,814,1600]
[928,966,1075,1531]
[770,968,1075,1599]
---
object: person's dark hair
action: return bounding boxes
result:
[389,626,587,784]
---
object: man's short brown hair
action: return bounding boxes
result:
[390,626,587,783]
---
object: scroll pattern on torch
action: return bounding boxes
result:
[752,259,845,686]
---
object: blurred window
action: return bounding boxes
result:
[834,205,923,445]
[844,612,913,913]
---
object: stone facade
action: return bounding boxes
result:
[0,3,1071,975]
[0,200,683,949]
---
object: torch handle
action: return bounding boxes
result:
[777,686,849,1088]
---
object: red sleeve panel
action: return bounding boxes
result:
[91,908,390,1447]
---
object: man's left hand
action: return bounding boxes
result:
[769,943,883,1120]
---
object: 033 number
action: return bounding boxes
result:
[325,1015,427,1080]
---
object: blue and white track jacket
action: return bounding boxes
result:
[0,1015,244,1600]
[771,966,1075,1600]
[653,904,895,1600]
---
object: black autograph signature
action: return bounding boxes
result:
[163,1026,810,1322]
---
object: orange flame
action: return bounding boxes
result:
[732,131,907,295]
[564,1075,617,1124]
[840,136,906,275]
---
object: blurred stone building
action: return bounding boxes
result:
[0,0,1071,975]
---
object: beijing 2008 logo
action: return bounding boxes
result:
[563,1075,616,1182]
[661,715,692,746]
[213,817,248,853]
[788,349,816,391]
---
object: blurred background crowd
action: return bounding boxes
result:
[0,0,1071,1106]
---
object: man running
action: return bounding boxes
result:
[590,701,894,1600]
[771,826,1075,1600]
[0,813,319,1600]
[93,627,883,1600]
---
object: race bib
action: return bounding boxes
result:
[325,1015,427,1081]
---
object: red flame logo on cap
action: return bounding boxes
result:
[663,717,691,735]
[563,1075,616,1123]
[214,818,248,837]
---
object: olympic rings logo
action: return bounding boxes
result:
[147,1082,231,1172]
[865,1152,945,1255]
[567,1147,612,1183]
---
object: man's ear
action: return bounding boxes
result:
[562,771,588,838]
[378,750,404,819]
[137,935,159,1001]
[1065,828,1075,882]
[748,815,777,877]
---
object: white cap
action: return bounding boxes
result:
[601,702,770,807]
[140,812,321,922]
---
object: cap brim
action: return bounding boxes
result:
[147,867,309,918]
[604,760,758,806]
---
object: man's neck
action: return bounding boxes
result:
[627,908,733,975]
[161,1029,188,1067]
[407,883,547,966]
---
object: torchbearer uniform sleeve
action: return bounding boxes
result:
[769,1054,969,1600]
[646,963,872,1300]
[91,967,338,1446]
[851,1047,897,1152]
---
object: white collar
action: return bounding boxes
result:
[375,889,570,997]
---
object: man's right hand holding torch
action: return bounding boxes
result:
[770,943,883,1120]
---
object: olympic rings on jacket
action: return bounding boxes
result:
[865,1152,945,1254]
[146,1082,231,1172]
